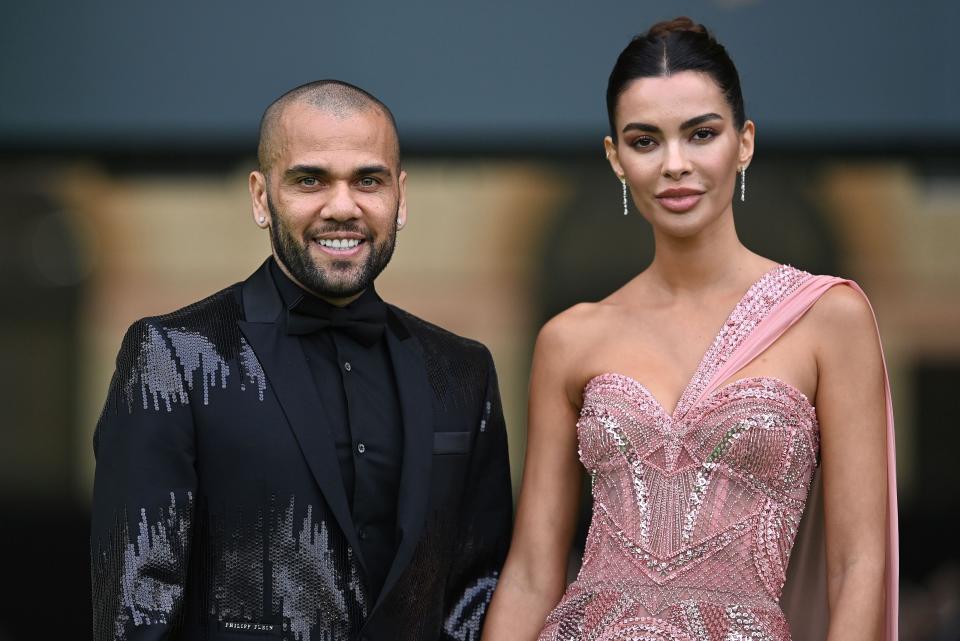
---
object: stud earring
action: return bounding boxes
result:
[739,167,746,202]
[397,216,403,229]
[621,176,629,216]
[258,216,266,224]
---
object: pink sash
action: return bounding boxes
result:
[694,275,898,641]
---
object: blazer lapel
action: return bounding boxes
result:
[237,261,366,572]
[370,317,434,614]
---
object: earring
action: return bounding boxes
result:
[621,176,629,215]
[739,167,746,202]
[258,216,266,224]
[396,216,403,229]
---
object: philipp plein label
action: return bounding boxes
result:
[218,621,281,635]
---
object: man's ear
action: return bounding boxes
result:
[249,170,270,228]
[396,170,408,229]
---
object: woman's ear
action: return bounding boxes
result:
[604,136,625,179]
[738,120,756,170]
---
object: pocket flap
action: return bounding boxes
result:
[432,430,472,454]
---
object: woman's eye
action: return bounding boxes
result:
[631,136,657,150]
[692,128,716,141]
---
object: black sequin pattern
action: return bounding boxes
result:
[390,310,488,414]
[196,495,367,641]
[376,514,504,641]
[384,311,512,640]
[91,492,194,640]
[92,277,511,641]
[100,289,265,419]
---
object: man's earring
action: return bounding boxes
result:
[739,167,747,202]
[397,216,403,230]
[258,216,266,224]
[621,176,629,216]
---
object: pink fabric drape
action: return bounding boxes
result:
[692,275,898,641]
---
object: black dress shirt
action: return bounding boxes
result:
[269,259,403,600]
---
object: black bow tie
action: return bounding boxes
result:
[285,296,388,346]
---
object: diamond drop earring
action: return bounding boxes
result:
[739,167,747,202]
[621,176,629,215]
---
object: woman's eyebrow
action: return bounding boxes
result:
[621,112,724,134]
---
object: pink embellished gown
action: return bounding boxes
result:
[537,266,898,641]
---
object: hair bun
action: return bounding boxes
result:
[646,16,708,39]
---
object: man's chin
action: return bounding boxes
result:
[304,268,368,299]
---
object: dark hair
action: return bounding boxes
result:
[606,17,746,140]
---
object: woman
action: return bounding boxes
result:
[481,17,897,641]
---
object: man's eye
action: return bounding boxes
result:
[359,177,379,187]
[299,177,319,187]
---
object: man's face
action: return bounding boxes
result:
[250,103,406,304]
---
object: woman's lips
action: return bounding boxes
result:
[656,190,704,213]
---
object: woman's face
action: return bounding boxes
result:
[605,71,754,239]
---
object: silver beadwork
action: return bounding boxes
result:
[539,266,817,641]
[621,176,628,215]
[740,167,747,202]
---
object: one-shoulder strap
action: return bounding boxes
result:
[697,275,845,403]
[698,275,898,641]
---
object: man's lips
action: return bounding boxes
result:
[312,234,367,257]
[316,231,365,241]
[655,188,704,213]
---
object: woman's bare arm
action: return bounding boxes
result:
[481,313,587,641]
[813,285,889,641]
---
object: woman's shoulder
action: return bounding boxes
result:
[541,291,638,337]
[537,273,656,345]
[804,277,875,326]
[533,301,623,366]
[800,277,880,356]
[537,301,609,348]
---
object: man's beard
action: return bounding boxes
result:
[268,194,397,300]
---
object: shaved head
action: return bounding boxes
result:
[257,79,400,174]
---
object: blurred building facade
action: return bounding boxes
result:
[2,1,958,639]
[2,150,959,640]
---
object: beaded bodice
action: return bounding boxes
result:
[540,265,819,641]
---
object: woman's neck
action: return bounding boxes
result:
[645,214,765,295]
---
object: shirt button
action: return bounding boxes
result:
[357,442,366,454]
[344,362,352,372]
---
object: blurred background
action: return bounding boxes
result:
[1,1,958,639]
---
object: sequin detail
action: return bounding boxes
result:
[443,574,500,639]
[239,337,267,400]
[91,492,194,640]
[199,496,368,641]
[93,279,512,640]
[106,290,267,416]
[540,266,818,641]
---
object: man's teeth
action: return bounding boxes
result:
[318,239,361,249]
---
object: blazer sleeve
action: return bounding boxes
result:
[441,347,513,641]
[90,319,198,641]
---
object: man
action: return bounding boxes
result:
[90,80,513,641]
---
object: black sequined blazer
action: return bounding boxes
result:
[90,260,513,641]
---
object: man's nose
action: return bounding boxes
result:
[321,182,362,220]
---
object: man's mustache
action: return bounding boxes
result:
[311,222,371,237]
